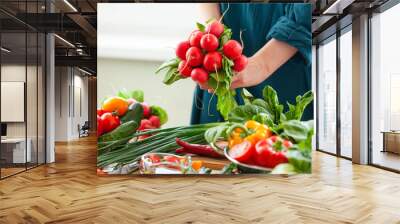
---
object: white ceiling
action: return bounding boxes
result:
[98,3,202,62]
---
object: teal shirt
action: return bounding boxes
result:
[191,3,312,124]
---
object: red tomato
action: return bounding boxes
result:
[223,40,243,60]
[205,21,224,38]
[186,46,204,67]
[233,55,248,72]
[203,52,222,72]
[178,60,192,77]
[101,113,121,133]
[229,140,254,163]
[97,115,104,136]
[189,30,204,47]
[200,34,219,52]
[176,41,190,60]
[97,109,106,116]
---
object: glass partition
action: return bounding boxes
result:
[370,3,400,171]
[317,36,337,154]
[339,28,352,158]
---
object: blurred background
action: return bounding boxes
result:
[97,3,202,127]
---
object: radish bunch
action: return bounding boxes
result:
[156,19,248,119]
[174,21,247,84]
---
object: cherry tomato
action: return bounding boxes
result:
[229,140,254,163]
[97,109,106,116]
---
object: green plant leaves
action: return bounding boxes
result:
[262,86,285,125]
[155,58,179,74]
[228,104,267,123]
[196,22,206,32]
[204,123,230,144]
[285,90,313,120]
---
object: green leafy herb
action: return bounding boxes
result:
[286,150,311,173]
[241,88,254,105]
[204,123,230,144]
[285,90,313,120]
[228,104,267,123]
[263,86,285,124]
[130,90,144,102]
[156,58,179,74]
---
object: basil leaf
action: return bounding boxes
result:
[228,104,268,123]
[285,90,313,120]
[252,113,275,128]
[241,88,254,105]
[116,89,130,99]
[150,105,168,125]
[156,58,179,73]
[196,22,205,32]
[281,120,313,143]
[130,90,144,102]
[263,86,284,124]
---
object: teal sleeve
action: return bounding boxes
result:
[266,4,312,65]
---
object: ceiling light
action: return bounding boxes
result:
[1,47,11,53]
[78,67,92,76]
[54,34,75,48]
[63,0,78,12]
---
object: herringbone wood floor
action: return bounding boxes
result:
[1,136,400,224]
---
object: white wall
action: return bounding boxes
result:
[55,67,89,141]
[97,58,196,127]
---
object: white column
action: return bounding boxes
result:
[352,14,369,164]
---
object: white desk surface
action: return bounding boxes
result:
[1,138,27,144]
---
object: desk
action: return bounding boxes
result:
[382,131,400,154]
[1,138,31,163]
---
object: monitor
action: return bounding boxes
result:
[1,123,7,137]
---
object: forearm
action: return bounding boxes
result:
[198,3,221,21]
[252,38,298,79]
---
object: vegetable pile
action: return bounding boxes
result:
[97,85,313,175]
[156,19,247,119]
[97,89,168,156]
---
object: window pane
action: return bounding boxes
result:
[318,37,337,154]
[340,29,352,158]
[371,4,400,171]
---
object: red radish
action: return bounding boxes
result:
[203,52,222,72]
[200,34,219,52]
[141,102,151,118]
[205,21,224,38]
[175,41,190,60]
[186,47,204,67]
[149,115,161,128]
[126,98,137,105]
[189,31,203,47]
[178,60,192,77]
[233,55,248,72]
[138,119,153,130]
[191,68,209,83]
[223,40,243,60]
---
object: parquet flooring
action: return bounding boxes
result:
[1,136,400,224]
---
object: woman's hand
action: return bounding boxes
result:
[230,56,268,89]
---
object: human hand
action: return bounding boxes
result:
[230,56,268,89]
